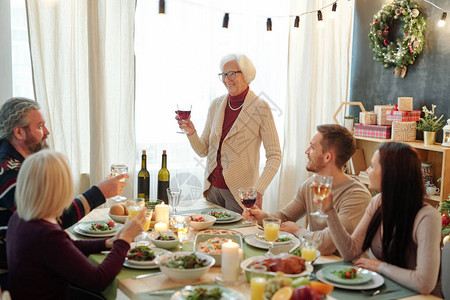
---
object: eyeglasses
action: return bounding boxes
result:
[218,71,242,82]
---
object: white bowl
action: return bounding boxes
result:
[148,231,179,249]
[187,214,216,231]
[154,252,215,283]
[108,212,128,224]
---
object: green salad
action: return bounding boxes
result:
[332,267,357,279]
[157,233,176,241]
[289,247,302,257]
[186,287,222,300]
[165,253,208,269]
[127,246,156,262]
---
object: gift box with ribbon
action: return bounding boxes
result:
[391,121,417,141]
[386,110,420,122]
[398,97,413,111]
[354,123,392,139]
[374,105,395,126]
[359,111,377,125]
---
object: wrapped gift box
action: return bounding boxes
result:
[398,97,413,111]
[392,121,416,141]
[386,110,420,122]
[374,105,395,125]
[354,123,392,139]
[359,112,377,125]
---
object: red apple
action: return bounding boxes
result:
[292,286,322,300]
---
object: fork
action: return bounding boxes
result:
[361,287,400,296]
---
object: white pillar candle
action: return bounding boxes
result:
[155,202,169,225]
[221,240,240,282]
[154,222,168,232]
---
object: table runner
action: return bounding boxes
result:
[314,261,417,300]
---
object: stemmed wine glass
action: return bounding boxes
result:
[239,187,257,226]
[309,174,333,218]
[170,215,190,251]
[110,164,128,202]
[176,104,192,134]
[263,218,281,256]
[167,187,181,215]
[137,210,153,246]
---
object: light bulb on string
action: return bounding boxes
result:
[159,0,165,15]
[438,11,447,27]
[330,2,337,19]
[222,13,229,29]
[294,16,300,29]
[267,18,272,31]
[317,10,325,28]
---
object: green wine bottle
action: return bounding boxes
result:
[157,150,170,202]
[137,150,150,201]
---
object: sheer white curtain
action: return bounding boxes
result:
[26,0,136,198]
[276,0,354,210]
[135,0,289,210]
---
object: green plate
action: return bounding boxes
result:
[322,265,373,285]
[171,284,246,300]
[201,209,237,221]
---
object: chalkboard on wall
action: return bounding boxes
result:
[349,0,450,142]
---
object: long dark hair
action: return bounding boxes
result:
[362,142,424,268]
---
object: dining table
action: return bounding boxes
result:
[67,199,442,300]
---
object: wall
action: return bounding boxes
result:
[350,0,450,141]
[0,0,12,106]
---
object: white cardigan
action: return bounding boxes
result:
[187,90,282,207]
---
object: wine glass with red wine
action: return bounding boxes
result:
[239,187,257,226]
[176,104,192,134]
[309,174,333,218]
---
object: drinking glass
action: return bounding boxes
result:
[263,218,281,255]
[137,210,153,246]
[250,265,267,300]
[167,187,181,215]
[309,174,333,218]
[239,187,257,226]
[301,237,318,263]
[170,215,190,251]
[127,198,145,220]
[110,164,128,202]
[176,104,192,134]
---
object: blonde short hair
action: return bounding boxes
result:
[15,150,74,221]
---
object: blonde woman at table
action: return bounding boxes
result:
[322,142,441,295]
[6,150,146,299]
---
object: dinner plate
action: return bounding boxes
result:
[321,265,373,285]
[244,232,299,250]
[170,284,246,300]
[74,223,123,237]
[200,209,241,223]
[77,221,119,235]
[126,247,171,266]
[254,231,295,246]
[241,256,314,278]
[316,269,384,290]
[123,261,160,270]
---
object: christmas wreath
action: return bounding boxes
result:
[368,0,427,78]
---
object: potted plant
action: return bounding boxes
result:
[416,105,445,145]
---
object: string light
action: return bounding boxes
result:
[222,13,229,28]
[159,0,165,15]
[294,16,300,28]
[438,11,447,27]
[331,2,337,19]
[266,18,272,31]
[317,10,325,28]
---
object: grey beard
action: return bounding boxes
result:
[28,140,49,153]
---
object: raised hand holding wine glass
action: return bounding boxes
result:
[176,104,192,134]
[309,174,333,218]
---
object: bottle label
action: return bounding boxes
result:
[138,177,150,201]
[157,181,169,202]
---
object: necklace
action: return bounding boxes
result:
[228,98,244,111]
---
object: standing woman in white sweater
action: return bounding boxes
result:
[322,142,441,294]
[176,53,281,213]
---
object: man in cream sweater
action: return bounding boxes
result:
[245,124,371,255]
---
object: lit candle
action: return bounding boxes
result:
[155,202,169,225]
[154,222,168,232]
[221,240,240,282]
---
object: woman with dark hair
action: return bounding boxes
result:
[322,142,441,294]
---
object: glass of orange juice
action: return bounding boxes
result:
[250,265,267,300]
[263,218,281,255]
[127,198,145,220]
[301,237,318,262]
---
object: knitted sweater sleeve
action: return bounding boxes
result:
[255,102,281,195]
